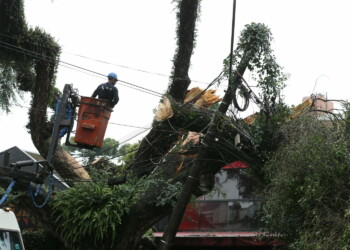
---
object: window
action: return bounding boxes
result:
[0,230,23,250]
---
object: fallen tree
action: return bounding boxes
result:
[0,1,289,249]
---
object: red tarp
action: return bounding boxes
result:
[222,160,248,169]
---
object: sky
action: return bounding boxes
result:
[1,0,350,153]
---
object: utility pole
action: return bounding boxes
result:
[158,1,237,249]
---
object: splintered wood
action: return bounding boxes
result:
[154,87,222,122]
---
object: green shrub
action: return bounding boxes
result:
[51,181,140,249]
[263,115,350,249]
[22,230,65,250]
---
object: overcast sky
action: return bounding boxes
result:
[1,0,349,153]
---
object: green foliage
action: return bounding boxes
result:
[85,160,116,183]
[250,102,292,165]
[262,114,350,249]
[226,22,273,70]
[139,229,157,250]
[239,23,288,116]
[0,0,27,37]
[155,181,182,207]
[0,64,20,113]
[172,0,201,49]
[115,142,139,171]
[51,181,141,249]
[50,176,178,249]
[168,0,201,96]
[0,0,27,111]
[208,102,220,111]
[22,230,65,250]
[0,0,60,115]
[224,23,288,111]
[341,101,350,136]
[63,137,122,165]
[63,138,139,182]
[222,23,291,178]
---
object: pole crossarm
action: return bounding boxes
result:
[0,159,52,184]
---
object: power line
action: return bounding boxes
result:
[63,51,172,78]
[63,51,221,87]
[0,35,256,174]
[58,131,183,175]
[8,95,216,169]
[0,40,163,98]
[0,31,228,88]
[65,112,207,171]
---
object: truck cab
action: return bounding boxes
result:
[0,208,25,250]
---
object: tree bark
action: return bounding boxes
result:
[114,188,173,250]
[168,0,200,101]
[132,50,254,179]
[28,60,90,182]
[132,0,200,178]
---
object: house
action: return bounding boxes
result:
[0,146,69,230]
[153,161,284,249]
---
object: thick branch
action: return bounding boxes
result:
[131,50,252,178]
[114,187,173,250]
[132,0,200,177]
[29,62,89,182]
[29,60,53,151]
[168,0,200,101]
[51,145,90,184]
[131,123,179,177]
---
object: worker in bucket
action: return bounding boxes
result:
[92,72,119,108]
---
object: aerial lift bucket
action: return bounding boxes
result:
[74,97,112,148]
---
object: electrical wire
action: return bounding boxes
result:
[0,31,214,86]
[0,32,261,110]
[51,112,255,182]
[57,109,192,169]
[8,83,252,174]
[49,105,206,168]
[0,37,234,104]
[0,33,263,184]
[0,40,163,98]
[63,51,224,87]
[57,131,182,176]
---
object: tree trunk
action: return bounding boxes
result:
[114,189,173,250]
[132,0,200,178]
[28,60,90,182]
[168,0,200,101]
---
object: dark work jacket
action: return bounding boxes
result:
[91,82,119,108]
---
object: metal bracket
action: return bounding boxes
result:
[0,159,51,184]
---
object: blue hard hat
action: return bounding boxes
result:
[107,72,118,80]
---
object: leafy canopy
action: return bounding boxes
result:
[262,112,350,249]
